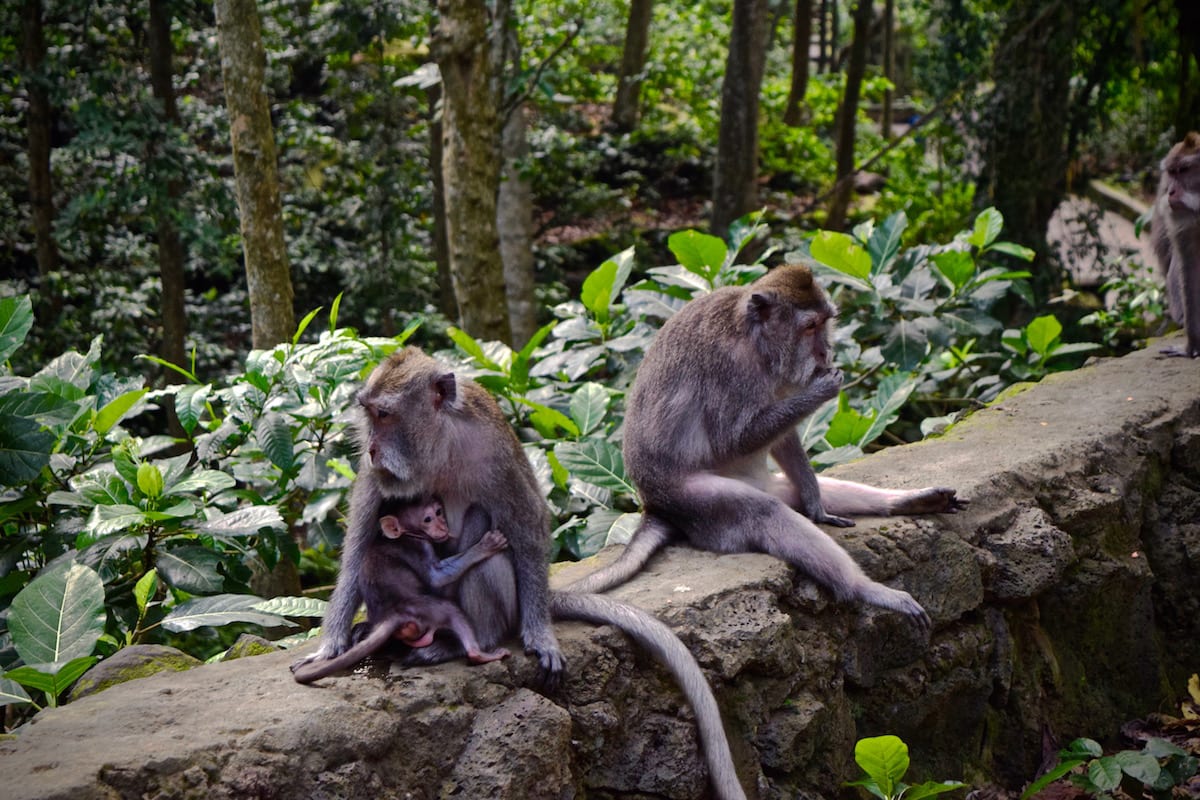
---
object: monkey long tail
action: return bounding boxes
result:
[549,591,747,800]
[561,515,673,594]
[292,617,403,684]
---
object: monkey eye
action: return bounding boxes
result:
[376,408,391,420]
[423,515,433,523]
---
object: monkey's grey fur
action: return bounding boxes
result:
[292,347,747,800]
[567,264,963,627]
[1153,131,1200,358]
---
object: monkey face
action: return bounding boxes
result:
[356,349,459,487]
[1160,132,1200,216]
[746,265,837,386]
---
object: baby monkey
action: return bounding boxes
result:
[292,497,509,684]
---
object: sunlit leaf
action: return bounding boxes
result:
[569,383,609,437]
[93,388,148,435]
[252,596,327,618]
[162,594,294,633]
[8,562,106,665]
[669,230,727,281]
[853,735,910,798]
[810,231,873,282]
[1025,315,1062,357]
[0,295,34,364]
[198,505,285,536]
[554,439,635,495]
[0,677,32,708]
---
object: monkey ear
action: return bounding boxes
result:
[433,372,458,410]
[747,292,775,323]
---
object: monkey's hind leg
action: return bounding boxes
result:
[683,474,931,629]
[817,476,963,517]
[563,513,676,594]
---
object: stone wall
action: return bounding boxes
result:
[2,338,1198,799]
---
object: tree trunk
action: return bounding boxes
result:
[22,0,59,310]
[711,0,771,238]
[433,0,511,342]
[498,103,537,347]
[825,0,873,231]
[611,0,654,133]
[978,0,1076,302]
[214,0,295,349]
[148,0,188,371]
[426,84,458,320]
[783,0,814,126]
[881,0,894,140]
[1176,0,1200,139]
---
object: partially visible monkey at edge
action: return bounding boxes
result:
[291,347,748,800]
[292,498,510,684]
[1153,131,1200,358]
[566,264,963,627]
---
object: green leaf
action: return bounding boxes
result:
[867,212,908,273]
[447,327,503,371]
[0,414,54,487]
[5,656,98,700]
[93,388,148,436]
[1086,756,1123,792]
[137,463,164,499]
[881,318,931,371]
[931,251,976,290]
[256,412,295,472]
[0,295,34,364]
[1020,760,1085,800]
[554,439,636,495]
[811,231,873,282]
[293,305,323,345]
[569,383,609,437]
[197,505,285,536]
[252,596,328,618]
[161,594,295,633]
[904,780,967,800]
[174,384,211,434]
[1025,315,1062,357]
[8,562,106,664]
[134,569,159,615]
[1114,749,1161,786]
[1142,738,1187,759]
[825,402,874,448]
[854,735,910,798]
[87,504,148,537]
[669,230,727,280]
[969,207,1004,248]
[0,676,33,708]
[581,248,635,324]
[157,546,226,594]
[169,468,236,496]
[1062,738,1104,759]
[987,241,1036,261]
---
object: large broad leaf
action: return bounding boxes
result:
[968,207,1004,249]
[931,250,976,291]
[161,594,294,633]
[0,295,34,364]
[554,439,635,495]
[5,656,98,702]
[253,596,327,618]
[1087,756,1124,793]
[581,247,636,323]
[668,230,727,281]
[0,414,54,487]
[0,676,33,708]
[810,231,873,283]
[853,735,910,798]
[198,505,285,537]
[255,412,295,472]
[174,384,211,434]
[8,562,106,665]
[93,388,148,436]
[881,318,932,371]
[1025,315,1063,357]
[867,212,908,274]
[157,545,226,594]
[569,383,609,437]
[87,503,148,537]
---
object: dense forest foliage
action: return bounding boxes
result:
[0,0,1196,719]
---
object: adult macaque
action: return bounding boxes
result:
[291,501,510,684]
[1153,131,1200,358]
[567,264,962,627]
[292,348,747,800]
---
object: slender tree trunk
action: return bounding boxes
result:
[22,0,59,309]
[979,0,1076,302]
[783,0,814,126]
[825,0,873,231]
[498,103,537,347]
[426,84,458,319]
[881,0,894,140]
[711,0,771,238]
[1176,0,1200,139]
[214,0,295,348]
[611,0,654,133]
[148,0,188,370]
[433,0,511,342]
[817,0,828,72]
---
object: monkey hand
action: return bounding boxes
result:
[480,529,509,554]
[811,367,844,404]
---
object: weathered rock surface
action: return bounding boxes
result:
[2,335,1199,799]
